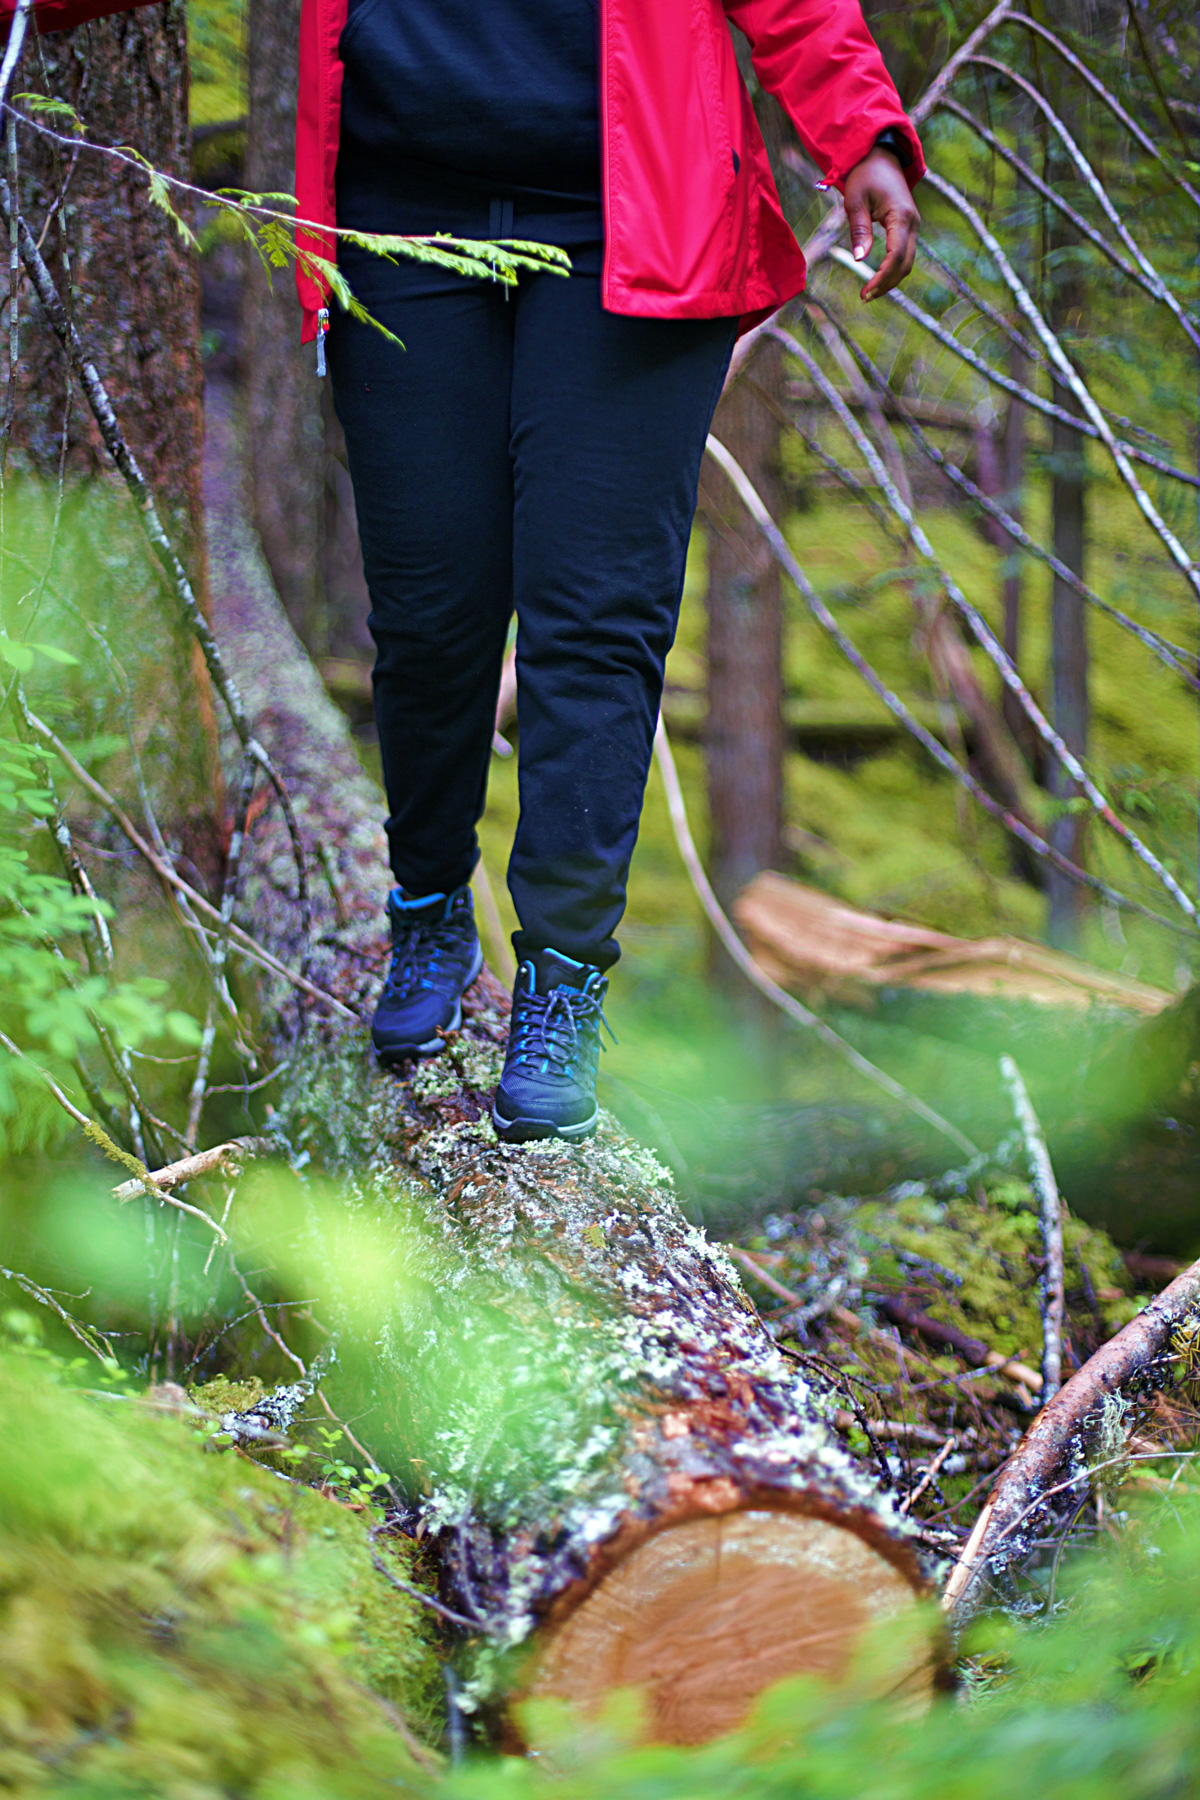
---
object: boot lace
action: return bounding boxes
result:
[384,909,473,1000]
[511,984,616,1077]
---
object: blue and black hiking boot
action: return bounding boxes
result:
[371,885,483,1065]
[492,948,614,1144]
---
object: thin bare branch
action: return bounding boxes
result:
[910,0,1015,125]
[938,95,1178,324]
[922,168,1200,606]
[111,1135,273,1204]
[1001,1056,1065,1401]
[813,302,1199,687]
[842,251,1200,490]
[1006,12,1200,211]
[963,55,1200,353]
[21,709,358,1020]
[703,433,1192,935]
[775,315,1200,929]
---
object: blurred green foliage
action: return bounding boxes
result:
[187,0,246,128]
[10,1295,1200,1799]
[0,1332,442,1796]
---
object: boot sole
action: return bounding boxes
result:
[372,943,484,1066]
[490,1104,598,1145]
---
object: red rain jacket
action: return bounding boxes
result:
[6,0,923,344]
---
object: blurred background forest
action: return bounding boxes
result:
[9,0,1200,1791]
[183,0,1200,1227]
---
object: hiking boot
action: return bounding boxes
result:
[492,948,613,1144]
[371,885,483,1064]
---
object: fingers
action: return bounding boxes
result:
[845,189,874,266]
[860,200,920,303]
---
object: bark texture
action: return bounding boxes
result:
[1046,187,1089,949]
[241,1,370,665]
[10,3,203,564]
[700,339,785,915]
[6,3,219,851]
[203,373,931,1738]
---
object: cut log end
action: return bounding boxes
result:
[529,1507,928,1745]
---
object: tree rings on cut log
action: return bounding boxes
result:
[529,1505,927,1745]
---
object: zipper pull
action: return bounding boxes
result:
[315,306,330,378]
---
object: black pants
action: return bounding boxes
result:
[329,190,735,971]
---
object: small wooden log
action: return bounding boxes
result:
[944,1254,1200,1621]
[204,377,935,1740]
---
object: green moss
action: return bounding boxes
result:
[847,1185,1140,1361]
[188,1373,266,1417]
[0,1350,443,1795]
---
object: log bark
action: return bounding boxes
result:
[202,371,933,1743]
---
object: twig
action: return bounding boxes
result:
[111,1135,273,1203]
[0,1026,229,1241]
[0,1263,115,1363]
[653,720,978,1156]
[228,1259,308,1378]
[1001,1056,1065,1401]
[21,708,357,1019]
[901,1436,958,1514]
[369,1548,483,1633]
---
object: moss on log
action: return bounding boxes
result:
[205,376,933,1741]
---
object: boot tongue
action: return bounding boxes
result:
[388,888,448,932]
[531,947,591,995]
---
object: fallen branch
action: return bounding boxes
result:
[901,1437,958,1515]
[942,1256,1200,1620]
[874,1294,1042,1395]
[111,1135,273,1204]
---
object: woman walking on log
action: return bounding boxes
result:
[6,0,923,1144]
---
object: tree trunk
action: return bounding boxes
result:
[700,340,785,917]
[241,4,371,666]
[241,0,323,651]
[6,3,218,850]
[201,369,932,1745]
[10,3,203,566]
[1000,359,1029,756]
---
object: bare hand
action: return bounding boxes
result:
[843,146,920,303]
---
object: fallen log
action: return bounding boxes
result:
[202,375,935,1743]
[734,870,1171,1016]
[943,1253,1200,1622]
